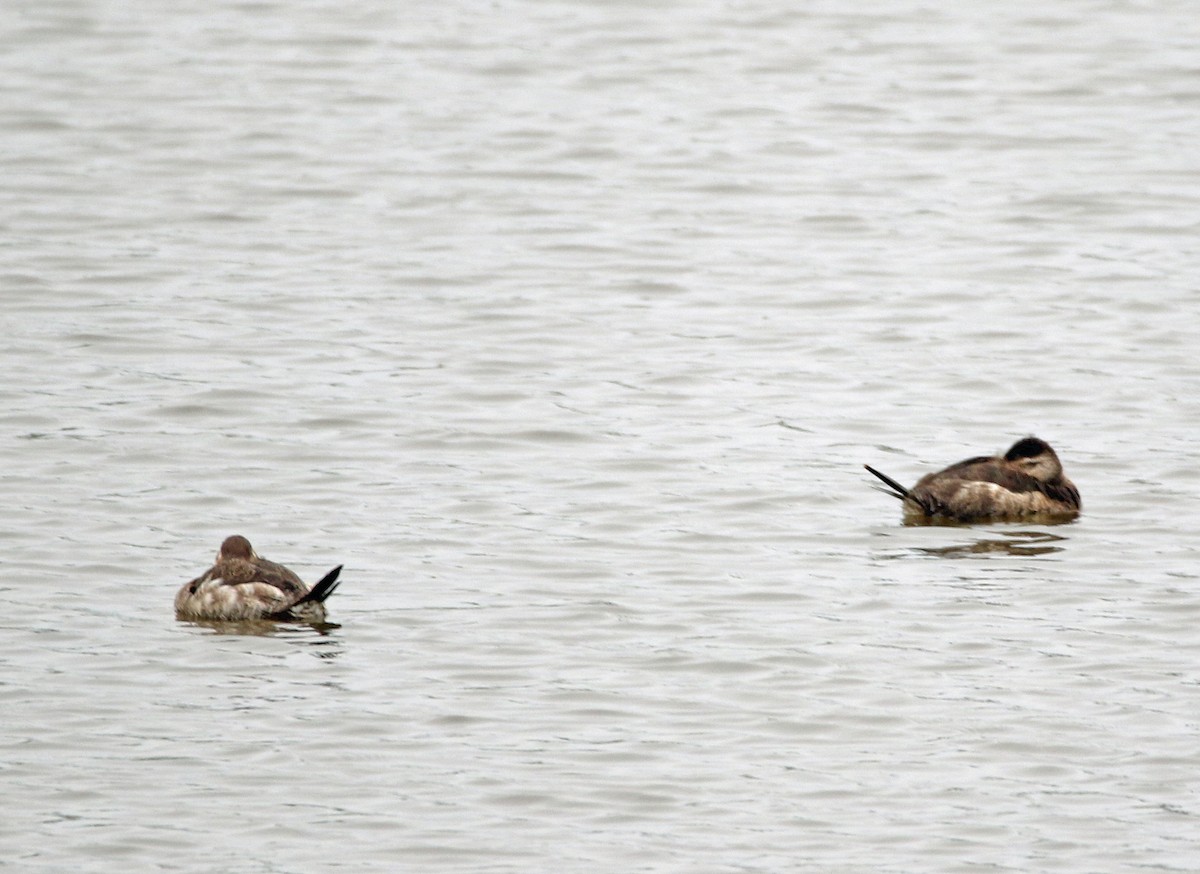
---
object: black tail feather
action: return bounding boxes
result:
[295,565,342,605]
[864,464,910,501]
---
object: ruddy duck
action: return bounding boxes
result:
[865,437,1080,523]
[175,535,343,622]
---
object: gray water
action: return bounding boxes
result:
[4,1,1200,871]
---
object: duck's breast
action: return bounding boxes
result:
[175,578,294,620]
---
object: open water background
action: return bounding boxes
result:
[3,1,1200,871]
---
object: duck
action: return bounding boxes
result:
[175,535,343,622]
[865,436,1080,523]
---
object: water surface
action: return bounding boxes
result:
[3,1,1200,871]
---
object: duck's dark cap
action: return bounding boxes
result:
[1004,437,1052,461]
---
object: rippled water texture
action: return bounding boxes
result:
[4,1,1200,871]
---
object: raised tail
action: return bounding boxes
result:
[295,565,343,606]
[864,464,910,501]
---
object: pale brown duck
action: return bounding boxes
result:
[175,535,342,622]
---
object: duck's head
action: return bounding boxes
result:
[1003,437,1063,482]
[217,534,257,562]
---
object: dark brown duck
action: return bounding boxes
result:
[865,437,1080,523]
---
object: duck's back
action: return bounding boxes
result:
[908,459,1079,522]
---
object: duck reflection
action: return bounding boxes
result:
[180,617,342,639]
[916,529,1069,558]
